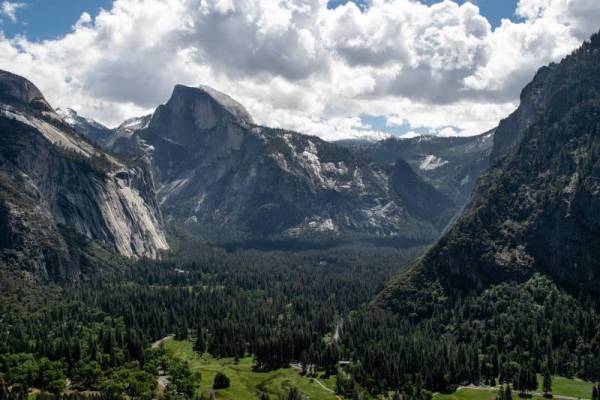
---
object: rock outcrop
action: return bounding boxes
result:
[0,70,168,281]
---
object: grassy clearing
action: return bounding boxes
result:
[433,376,597,400]
[163,339,596,400]
[434,388,499,400]
[163,338,338,399]
[537,375,595,399]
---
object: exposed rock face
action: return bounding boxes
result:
[490,67,557,162]
[110,84,454,242]
[376,32,600,313]
[0,70,168,281]
[0,70,52,111]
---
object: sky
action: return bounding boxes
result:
[2,0,519,39]
[0,0,598,141]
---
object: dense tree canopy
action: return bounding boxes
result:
[0,245,598,399]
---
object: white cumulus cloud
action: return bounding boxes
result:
[0,0,597,141]
[1,1,26,23]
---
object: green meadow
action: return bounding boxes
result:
[433,376,596,400]
[163,338,597,400]
[163,339,339,399]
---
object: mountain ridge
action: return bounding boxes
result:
[352,130,495,207]
[375,31,600,314]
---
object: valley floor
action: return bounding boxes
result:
[162,338,340,399]
[161,338,595,400]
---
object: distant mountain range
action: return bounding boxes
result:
[376,31,600,313]
[61,84,470,245]
[349,131,495,209]
[1,67,503,280]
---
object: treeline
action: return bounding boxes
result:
[339,274,600,394]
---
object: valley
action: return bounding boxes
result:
[0,10,600,400]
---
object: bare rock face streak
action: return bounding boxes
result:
[0,70,167,280]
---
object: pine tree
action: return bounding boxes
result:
[176,321,189,340]
[285,387,302,400]
[496,387,505,400]
[543,370,552,397]
[212,372,230,389]
[194,326,206,354]
[505,384,512,400]
[0,379,7,400]
[528,364,537,392]
[517,367,527,395]
[547,354,555,375]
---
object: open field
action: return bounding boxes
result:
[163,338,339,399]
[536,375,595,399]
[434,388,499,400]
[433,376,597,400]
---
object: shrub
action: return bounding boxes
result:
[212,372,230,390]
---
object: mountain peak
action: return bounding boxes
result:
[57,107,78,120]
[0,70,52,112]
[170,84,254,127]
[57,108,108,131]
[145,83,254,149]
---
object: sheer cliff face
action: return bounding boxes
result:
[110,84,454,242]
[376,32,600,313]
[0,70,168,281]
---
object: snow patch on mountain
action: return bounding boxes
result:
[420,154,448,170]
[118,115,151,132]
[271,152,290,172]
[57,108,108,131]
[322,162,349,176]
[285,217,339,236]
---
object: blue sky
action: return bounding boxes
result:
[1,0,112,40]
[3,0,519,41]
[423,0,519,27]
